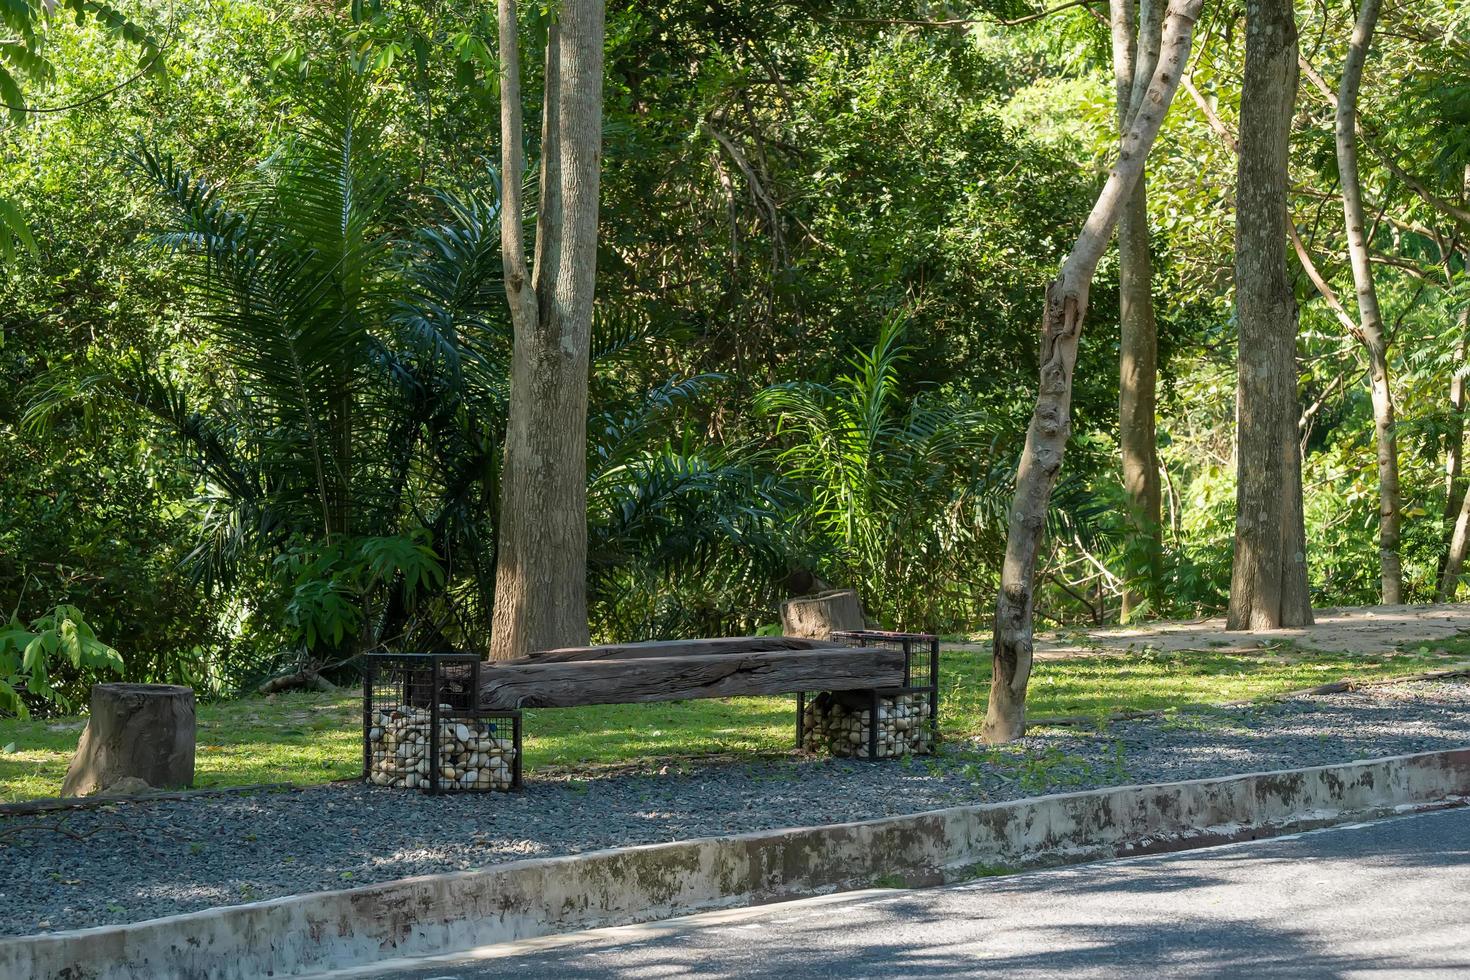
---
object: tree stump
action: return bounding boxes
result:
[60,684,196,797]
[780,589,868,639]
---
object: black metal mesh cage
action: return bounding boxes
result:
[798,630,940,759]
[363,654,522,793]
[829,630,939,692]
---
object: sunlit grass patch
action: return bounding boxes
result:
[0,642,1457,802]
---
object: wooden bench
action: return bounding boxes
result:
[363,634,940,794]
[477,632,939,760]
[478,636,903,709]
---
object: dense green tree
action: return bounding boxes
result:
[1,0,1465,718]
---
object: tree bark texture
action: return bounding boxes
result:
[1438,308,1470,600]
[1442,460,1470,600]
[984,0,1205,744]
[491,0,605,660]
[1226,0,1314,631]
[1112,0,1165,621]
[1335,0,1402,605]
[60,683,196,797]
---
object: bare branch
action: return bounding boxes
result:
[1182,76,1363,342]
[1299,55,1470,231]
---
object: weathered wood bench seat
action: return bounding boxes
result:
[362,635,938,793]
[479,636,906,710]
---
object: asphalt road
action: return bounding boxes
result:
[326,807,1470,979]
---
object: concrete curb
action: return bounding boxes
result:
[6,747,1469,979]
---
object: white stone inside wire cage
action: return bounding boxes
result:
[368,703,516,790]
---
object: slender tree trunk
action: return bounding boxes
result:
[1446,330,1468,517]
[490,0,605,660]
[1335,0,1402,605]
[1443,455,1470,600]
[1436,272,1470,599]
[1112,0,1164,622]
[1226,0,1313,631]
[983,0,1205,744]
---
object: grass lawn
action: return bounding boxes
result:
[0,642,1463,803]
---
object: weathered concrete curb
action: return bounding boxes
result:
[6,747,1469,979]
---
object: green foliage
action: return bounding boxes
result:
[0,605,121,716]
[19,43,808,660]
[0,0,163,266]
[22,64,506,666]
[0,424,235,697]
[757,315,1008,629]
[5,0,1467,703]
[962,744,1094,795]
[587,377,798,640]
[0,1,161,117]
[0,197,36,266]
[275,535,445,652]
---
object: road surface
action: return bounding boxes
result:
[322,807,1470,978]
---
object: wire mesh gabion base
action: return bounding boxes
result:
[367,706,520,791]
[800,691,933,757]
[364,654,522,793]
[797,630,941,760]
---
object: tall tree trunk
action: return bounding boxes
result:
[1117,183,1161,621]
[1335,0,1402,605]
[1442,455,1470,601]
[983,0,1205,744]
[1438,307,1470,601]
[1446,331,1468,499]
[1112,0,1164,622]
[1226,0,1313,631]
[490,0,605,660]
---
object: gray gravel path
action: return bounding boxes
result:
[4,679,1470,937]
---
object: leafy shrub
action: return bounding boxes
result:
[0,606,122,716]
[756,315,1009,630]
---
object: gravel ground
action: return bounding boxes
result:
[5,679,1470,937]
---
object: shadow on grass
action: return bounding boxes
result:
[0,642,1458,802]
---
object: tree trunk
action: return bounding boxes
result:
[60,683,196,797]
[1438,308,1470,601]
[1442,468,1470,600]
[983,0,1205,744]
[1226,0,1313,631]
[1117,182,1162,622]
[1112,0,1165,622]
[1335,0,1402,605]
[490,0,605,660]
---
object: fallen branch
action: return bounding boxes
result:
[1026,708,1166,727]
[258,667,336,695]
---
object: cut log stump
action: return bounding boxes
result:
[60,683,196,797]
[781,589,868,639]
